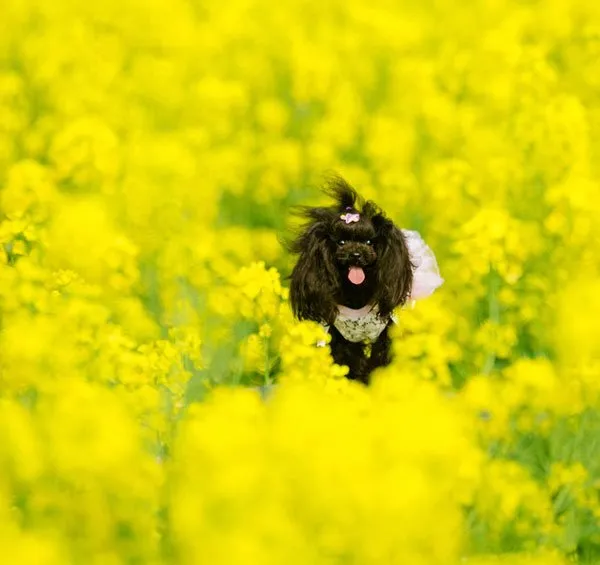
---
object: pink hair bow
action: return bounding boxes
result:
[340,212,360,224]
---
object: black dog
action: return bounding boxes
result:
[287,177,413,384]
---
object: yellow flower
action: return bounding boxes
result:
[1,0,600,561]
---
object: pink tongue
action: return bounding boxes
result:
[348,267,366,285]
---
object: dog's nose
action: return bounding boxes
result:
[352,252,361,259]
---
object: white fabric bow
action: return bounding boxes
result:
[402,229,444,300]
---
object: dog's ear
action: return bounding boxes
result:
[372,216,413,318]
[288,218,339,325]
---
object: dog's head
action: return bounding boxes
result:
[287,176,413,325]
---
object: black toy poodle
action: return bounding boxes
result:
[287,176,443,384]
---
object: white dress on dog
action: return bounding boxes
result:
[318,230,443,345]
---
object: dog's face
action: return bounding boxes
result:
[331,213,378,288]
[288,177,413,325]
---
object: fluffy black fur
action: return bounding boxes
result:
[287,176,413,384]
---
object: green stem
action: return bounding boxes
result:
[483,266,500,375]
[263,335,272,386]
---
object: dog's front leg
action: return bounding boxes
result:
[367,325,393,374]
[329,326,371,384]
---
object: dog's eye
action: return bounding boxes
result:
[338,240,346,246]
[366,240,373,245]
